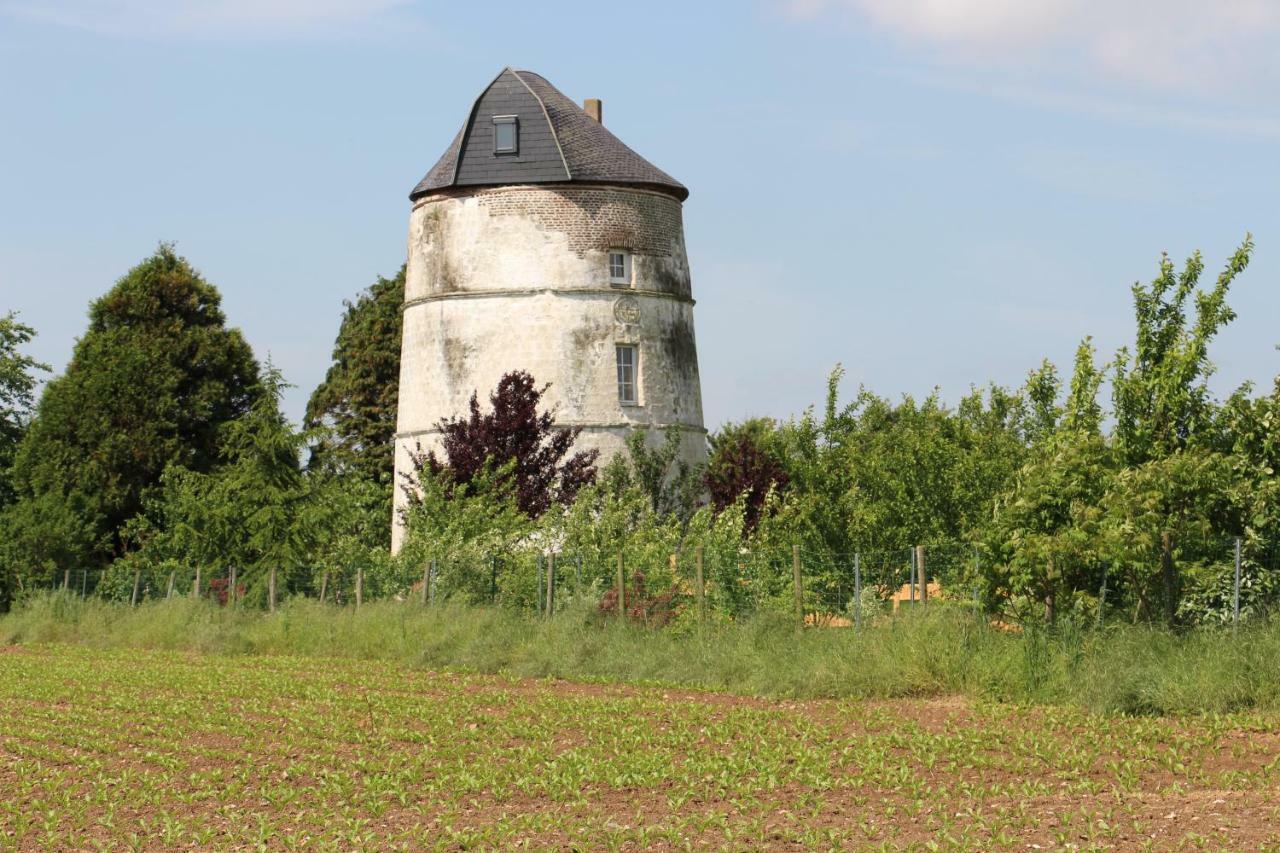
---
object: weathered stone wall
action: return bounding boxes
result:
[405,184,692,299]
[393,183,707,550]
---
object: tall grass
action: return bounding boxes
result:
[4,593,1280,715]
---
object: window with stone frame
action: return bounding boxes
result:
[608,250,631,286]
[616,344,638,405]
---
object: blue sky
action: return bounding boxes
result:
[2,0,1278,429]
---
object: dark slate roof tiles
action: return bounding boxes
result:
[411,68,687,201]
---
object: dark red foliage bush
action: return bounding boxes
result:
[704,432,790,532]
[403,371,597,518]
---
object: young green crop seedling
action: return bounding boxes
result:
[0,645,1278,848]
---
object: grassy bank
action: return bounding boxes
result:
[4,593,1279,715]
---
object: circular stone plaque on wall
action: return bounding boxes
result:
[613,296,641,324]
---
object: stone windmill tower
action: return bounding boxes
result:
[393,68,706,547]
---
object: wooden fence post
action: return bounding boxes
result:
[355,566,364,609]
[229,565,238,606]
[62,569,70,591]
[131,569,141,607]
[192,566,201,600]
[616,552,626,618]
[319,571,329,604]
[268,565,278,612]
[916,545,927,605]
[545,553,556,617]
[695,546,706,628]
[792,544,803,625]
[422,561,431,605]
[166,571,175,599]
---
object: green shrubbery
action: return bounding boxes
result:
[4,240,1279,634]
[7,592,1280,716]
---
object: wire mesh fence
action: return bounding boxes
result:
[16,533,1280,631]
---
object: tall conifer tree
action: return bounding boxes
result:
[306,267,404,531]
[10,245,259,568]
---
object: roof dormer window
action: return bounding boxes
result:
[493,115,518,155]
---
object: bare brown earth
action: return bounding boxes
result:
[1,646,1278,849]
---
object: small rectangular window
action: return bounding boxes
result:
[493,115,518,154]
[608,250,631,286]
[616,345,638,405]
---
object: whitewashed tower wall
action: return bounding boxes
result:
[393,69,706,549]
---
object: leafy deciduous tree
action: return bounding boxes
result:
[116,365,315,603]
[0,312,49,509]
[1109,236,1253,625]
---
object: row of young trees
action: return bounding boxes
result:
[392,235,1278,627]
[1,237,1276,627]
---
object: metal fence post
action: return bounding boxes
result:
[792,544,803,626]
[909,548,916,605]
[1097,563,1109,630]
[1233,536,1242,632]
[616,552,626,618]
[545,552,556,617]
[972,546,980,614]
[490,555,497,604]
[536,553,544,615]
[853,552,862,631]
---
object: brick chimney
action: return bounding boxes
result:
[583,98,603,124]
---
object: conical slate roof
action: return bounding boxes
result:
[411,68,688,201]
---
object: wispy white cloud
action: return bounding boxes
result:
[1015,147,1176,204]
[1,0,415,39]
[885,67,1280,141]
[783,0,1280,94]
